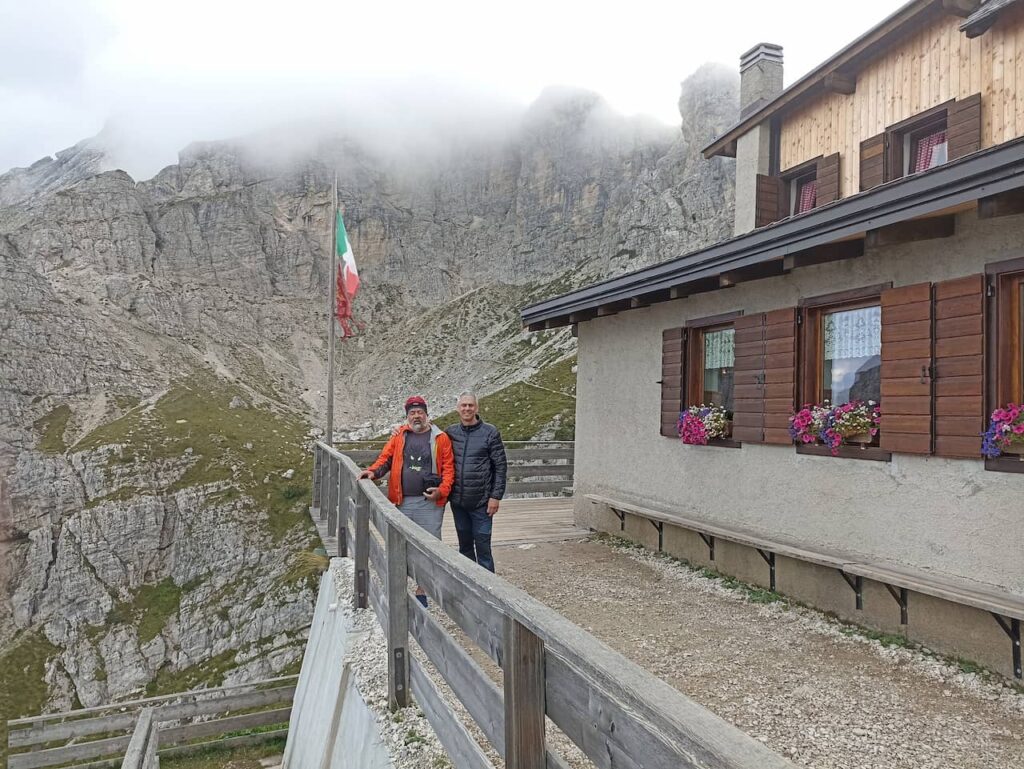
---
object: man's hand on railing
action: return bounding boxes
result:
[358,470,375,481]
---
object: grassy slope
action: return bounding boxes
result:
[0,633,59,766]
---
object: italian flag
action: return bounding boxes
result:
[335,211,361,336]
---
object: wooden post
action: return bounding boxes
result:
[311,444,322,514]
[336,471,349,558]
[386,522,410,709]
[503,617,546,769]
[326,458,339,532]
[353,486,370,609]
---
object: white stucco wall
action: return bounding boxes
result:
[733,125,772,235]
[575,210,1024,594]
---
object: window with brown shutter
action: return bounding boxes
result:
[948,93,982,161]
[660,328,685,437]
[880,283,933,454]
[730,309,797,444]
[755,174,785,228]
[680,312,743,447]
[934,274,985,458]
[984,259,1024,471]
[860,134,886,191]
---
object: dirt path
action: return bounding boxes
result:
[494,536,1024,769]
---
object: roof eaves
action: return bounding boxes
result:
[522,137,1024,327]
[961,0,1021,37]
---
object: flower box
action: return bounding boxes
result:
[678,405,732,446]
[788,401,881,456]
[982,404,1024,458]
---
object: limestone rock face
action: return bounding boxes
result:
[0,70,738,711]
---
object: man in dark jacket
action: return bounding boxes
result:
[445,391,507,572]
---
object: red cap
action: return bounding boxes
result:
[404,395,428,413]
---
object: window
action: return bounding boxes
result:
[905,117,948,175]
[792,173,818,215]
[799,286,887,459]
[693,326,735,412]
[821,305,882,405]
[988,261,1024,408]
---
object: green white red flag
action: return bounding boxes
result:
[335,211,361,337]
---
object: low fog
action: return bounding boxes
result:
[2,0,903,179]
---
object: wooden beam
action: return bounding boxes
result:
[567,310,596,324]
[866,215,955,248]
[978,188,1024,220]
[784,239,865,271]
[504,617,546,769]
[629,297,649,309]
[823,72,856,95]
[595,299,630,317]
[527,322,544,332]
[941,0,980,18]
[669,286,686,300]
[387,522,410,710]
[352,486,370,610]
[719,259,786,287]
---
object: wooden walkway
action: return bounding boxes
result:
[311,497,584,557]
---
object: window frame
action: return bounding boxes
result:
[797,284,891,461]
[780,157,820,218]
[885,100,953,181]
[684,311,743,448]
[985,257,1024,473]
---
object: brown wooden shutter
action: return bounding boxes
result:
[661,328,685,437]
[763,308,798,444]
[860,133,886,191]
[880,283,933,454]
[933,274,985,457]
[816,152,841,206]
[732,313,766,442]
[755,174,786,228]
[948,93,982,161]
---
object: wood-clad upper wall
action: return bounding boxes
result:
[779,4,1024,197]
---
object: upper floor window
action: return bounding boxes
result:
[793,173,818,215]
[905,117,948,175]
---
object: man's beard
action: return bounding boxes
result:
[408,419,429,432]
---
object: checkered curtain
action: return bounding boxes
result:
[796,179,818,214]
[912,130,947,173]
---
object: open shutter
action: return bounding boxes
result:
[860,133,886,191]
[763,308,798,444]
[880,283,933,454]
[660,328,685,437]
[755,174,786,228]
[933,274,985,457]
[732,313,766,442]
[948,93,982,161]
[816,152,841,206]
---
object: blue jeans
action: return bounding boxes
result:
[451,502,494,572]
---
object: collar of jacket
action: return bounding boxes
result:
[459,418,483,432]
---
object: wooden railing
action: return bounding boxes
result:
[311,442,796,769]
[336,440,574,497]
[5,676,295,769]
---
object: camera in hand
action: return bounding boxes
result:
[422,473,442,490]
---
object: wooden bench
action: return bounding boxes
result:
[585,493,1024,679]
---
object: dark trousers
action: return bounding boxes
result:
[451,502,494,572]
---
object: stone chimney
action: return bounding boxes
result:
[734,43,784,236]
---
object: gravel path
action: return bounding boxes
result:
[495,536,1024,769]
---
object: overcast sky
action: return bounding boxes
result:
[1,0,903,178]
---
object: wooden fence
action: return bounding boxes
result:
[311,441,796,769]
[337,440,574,497]
[5,676,295,769]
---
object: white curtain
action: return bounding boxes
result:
[704,328,735,369]
[824,306,881,359]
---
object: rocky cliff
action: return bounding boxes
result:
[0,65,738,725]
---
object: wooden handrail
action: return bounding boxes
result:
[315,441,796,769]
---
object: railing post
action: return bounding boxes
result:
[311,444,323,515]
[326,458,339,533]
[386,521,410,710]
[353,485,370,609]
[503,617,546,769]
[336,470,349,558]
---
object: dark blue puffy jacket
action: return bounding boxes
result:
[445,419,507,509]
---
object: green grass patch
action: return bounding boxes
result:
[33,404,71,454]
[428,381,576,441]
[527,355,577,396]
[146,648,240,696]
[0,632,60,766]
[74,374,314,540]
[159,736,286,769]
[837,625,912,649]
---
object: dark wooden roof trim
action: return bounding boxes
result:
[962,0,1021,37]
[702,0,945,159]
[521,136,1024,329]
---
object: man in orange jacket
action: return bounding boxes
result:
[358,396,455,606]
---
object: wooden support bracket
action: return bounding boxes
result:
[698,532,715,561]
[992,614,1022,679]
[755,549,777,592]
[823,71,856,94]
[784,239,864,271]
[883,584,909,625]
[719,259,786,288]
[866,215,955,248]
[978,188,1024,220]
[838,571,864,610]
[611,508,625,531]
[648,520,664,552]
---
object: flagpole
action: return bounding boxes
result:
[326,174,338,444]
